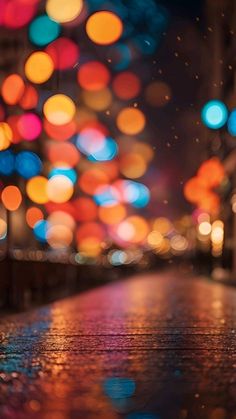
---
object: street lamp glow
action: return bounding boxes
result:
[201,100,228,129]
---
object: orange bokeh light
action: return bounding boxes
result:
[79,169,109,195]
[117,108,146,135]
[47,142,80,167]
[26,207,44,228]
[198,157,225,188]
[1,74,25,105]
[77,61,110,91]
[1,186,22,211]
[19,84,38,110]
[98,203,126,225]
[26,176,48,204]
[86,11,123,45]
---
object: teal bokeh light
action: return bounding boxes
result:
[201,100,228,130]
[29,15,61,47]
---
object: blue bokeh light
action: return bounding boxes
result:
[89,138,118,162]
[29,15,61,47]
[94,185,119,206]
[49,167,77,184]
[201,100,228,129]
[0,150,15,176]
[15,151,42,179]
[33,220,49,243]
[227,108,236,136]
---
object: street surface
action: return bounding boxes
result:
[1,270,236,419]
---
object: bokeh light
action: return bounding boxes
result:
[46,37,79,70]
[43,94,76,125]
[25,51,54,84]
[0,122,12,151]
[227,109,236,136]
[0,150,15,175]
[19,84,38,110]
[47,175,74,203]
[47,142,80,167]
[26,176,48,204]
[1,185,22,211]
[86,11,123,45]
[145,81,171,107]
[77,61,110,91]
[1,74,25,105]
[29,14,61,46]
[26,207,44,228]
[79,168,109,195]
[113,72,141,100]
[17,113,42,141]
[201,100,228,129]
[15,151,42,179]
[46,0,83,23]
[117,108,146,135]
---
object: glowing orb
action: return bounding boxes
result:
[117,108,146,135]
[19,84,38,110]
[46,0,83,23]
[47,142,80,167]
[47,175,74,203]
[26,207,44,228]
[86,11,123,45]
[1,185,22,211]
[43,94,76,125]
[0,122,12,151]
[33,220,49,243]
[25,51,54,84]
[77,61,110,91]
[17,113,42,141]
[46,37,79,70]
[26,176,48,204]
[47,224,73,249]
[73,197,97,222]
[201,100,228,129]
[29,14,61,46]
[98,203,126,225]
[15,151,42,179]
[228,109,236,136]
[0,150,15,175]
[1,74,25,105]
[113,72,141,100]
[145,81,171,107]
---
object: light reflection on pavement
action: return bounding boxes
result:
[0,270,236,418]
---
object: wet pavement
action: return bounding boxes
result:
[1,270,236,419]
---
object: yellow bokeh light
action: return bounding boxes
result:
[86,11,123,45]
[0,122,12,151]
[43,94,76,125]
[147,231,163,249]
[25,51,54,84]
[78,237,102,257]
[47,175,74,203]
[46,0,83,23]
[153,217,173,236]
[26,176,48,204]
[117,108,146,135]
